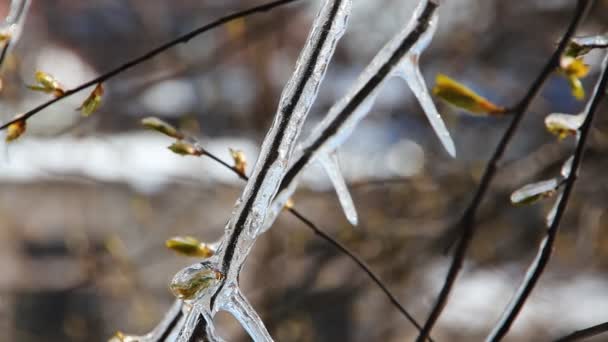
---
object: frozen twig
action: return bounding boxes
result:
[0,0,30,67]
[170,141,430,338]
[266,0,449,230]
[415,1,593,341]
[487,50,608,342]
[171,1,352,340]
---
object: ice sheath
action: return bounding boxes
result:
[173,1,352,341]
[263,0,451,232]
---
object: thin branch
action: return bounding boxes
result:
[554,322,608,342]
[487,50,608,342]
[183,1,353,339]
[254,0,440,335]
[197,146,430,338]
[415,1,593,340]
[0,0,303,130]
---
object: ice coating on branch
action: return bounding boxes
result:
[109,300,186,342]
[222,287,274,342]
[176,307,225,342]
[319,152,358,225]
[265,0,446,226]
[546,192,563,227]
[168,1,353,341]
[1,0,30,43]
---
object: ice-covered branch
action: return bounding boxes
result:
[264,0,447,239]
[135,120,428,337]
[0,0,30,67]
[109,300,185,342]
[486,50,608,342]
[415,1,593,341]
[168,1,352,340]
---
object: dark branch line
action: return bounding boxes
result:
[554,321,608,342]
[415,1,593,341]
[487,50,608,342]
[0,0,304,130]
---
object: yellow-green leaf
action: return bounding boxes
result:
[6,115,26,142]
[165,236,215,258]
[432,74,505,115]
[560,56,589,78]
[168,139,204,156]
[77,83,103,116]
[229,148,247,175]
[27,71,65,97]
[558,57,589,100]
[141,117,184,139]
[567,74,585,100]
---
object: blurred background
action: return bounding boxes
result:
[1,0,608,341]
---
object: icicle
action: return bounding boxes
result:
[395,55,455,157]
[267,0,444,226]
[319,152,358,225]
[393,6,455,157]
[221,287,274,342]
[176,307,225,342]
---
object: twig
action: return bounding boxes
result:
[199,147,430,338]
[0,0,303,130]
[487,49,608,342]
[553,321,608,342]
[415,1,593,341]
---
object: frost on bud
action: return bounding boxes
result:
[77,83,104,116]
[141,116,184,139]
[229,148,247,175]
[168,139,204,156]
[6,114,26,142]
[432,74,505,115]
[559,56,589,100]
[165,236,215,258]
[510,178,561,206]
[170,262,224,300]
[544,112,584,139]
[27,71,65,97]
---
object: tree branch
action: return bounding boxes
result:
[197,145,430,338]
[415,1,593,340]
[0,0,303,130]
[554,321,608,342]
[487,49,608,342]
